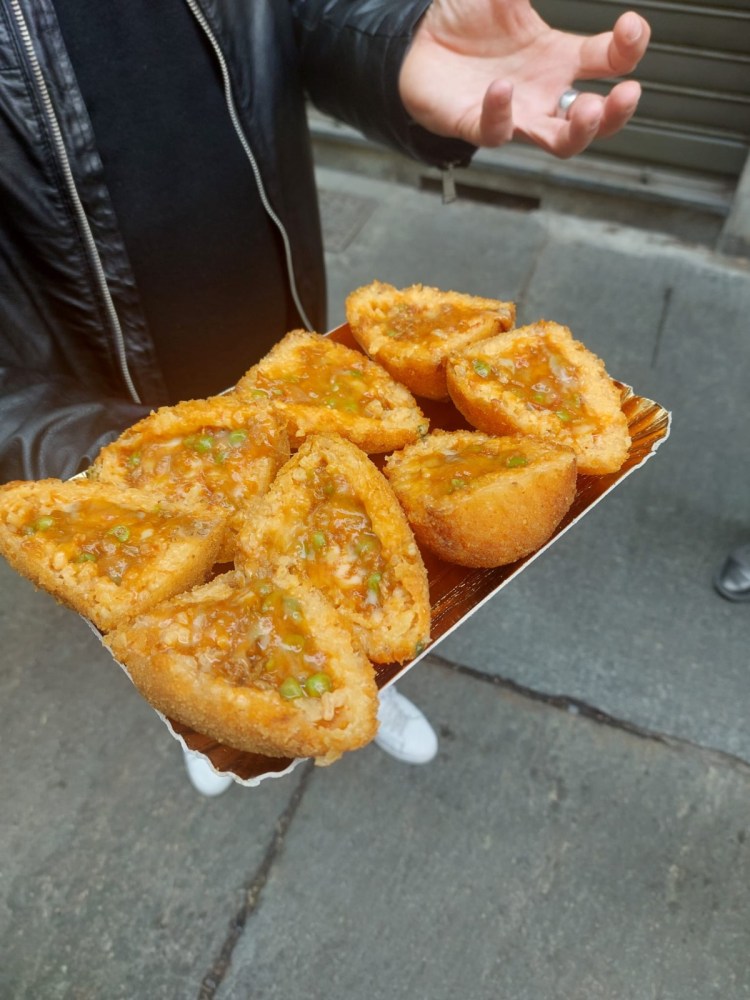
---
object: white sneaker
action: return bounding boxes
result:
[183,750,234,797]
[375,686,438,765]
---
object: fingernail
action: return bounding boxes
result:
[625,16,642,42]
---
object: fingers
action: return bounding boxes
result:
[597,79,641,138]
[475,79,515,147]
[521,78,641,158]
[521,91,602,158]
[579,11,651,79]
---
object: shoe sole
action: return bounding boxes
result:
[713,574,750,603]
[374,738,438,765]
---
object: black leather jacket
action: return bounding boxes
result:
[0,0,473,482]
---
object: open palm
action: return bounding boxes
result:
[399,0,650,158]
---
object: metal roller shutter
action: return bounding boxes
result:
[534,0,750,179]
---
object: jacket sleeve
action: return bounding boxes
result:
[0,366,150,484]
[290,0,476,169]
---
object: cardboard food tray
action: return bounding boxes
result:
[89,323,671,787]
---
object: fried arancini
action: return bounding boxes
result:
[345,280,515,400]
[446,321,630,475]
[237,434,431,664]
[106,570,379,764]
[0,478,225,632]
[233,330,428,452]
[384,430,577,568]
[89,395,289,561]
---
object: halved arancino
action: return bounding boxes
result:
[89,394,289,562]
[0,477,225,632]
[446,320,630,475]
[345,280,515,400]
[384,429,577,568]
[237,434,431,664]
[233,330,428,453]
[105,569,379,765]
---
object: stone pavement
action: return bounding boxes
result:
[2,165,750,999]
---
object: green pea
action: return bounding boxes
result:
[34,516,54,532]
[127,452,141,468]
[472,359,490,378]
[367,572,382,592]
[532,392,547,404]
[257,581,273,596]
[250,389,268,399]
[228,430,247,446]
[450,478,467,491]
[283,597,303,622]
[108,524,130,543]
[195,435,213,452]
[76,551,97,563]
[305,672,333,698]
[283,634,306,652]
[386,328,399,338]
[556,409,572,422]
[279,677,303,700]
[214,451,228,465]
[312,531,326,549]
[355,535,377,555]
[506,455,528,468]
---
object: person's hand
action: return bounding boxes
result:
[399,0,650,158]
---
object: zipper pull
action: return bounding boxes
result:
[441,164,457,205]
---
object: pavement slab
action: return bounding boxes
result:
[215,664,750,1000]
[0,565,307,1000]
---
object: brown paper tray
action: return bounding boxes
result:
[90,324,671,787]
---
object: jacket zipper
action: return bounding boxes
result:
[9,0,142,405]
[184,0,314,333]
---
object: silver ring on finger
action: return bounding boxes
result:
[557,88,581,119]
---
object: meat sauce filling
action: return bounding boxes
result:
[19,499,202,585]
[159,577,334,700]
[399,442,531,495]
[118,424,277,505]
[295,467,386,611]
[469,340,593,426]
[251,345,390,416]
[382,302,480,345]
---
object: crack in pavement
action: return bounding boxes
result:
[651,284,672,369]
[197,761,315,999]
[427,652,750,776]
